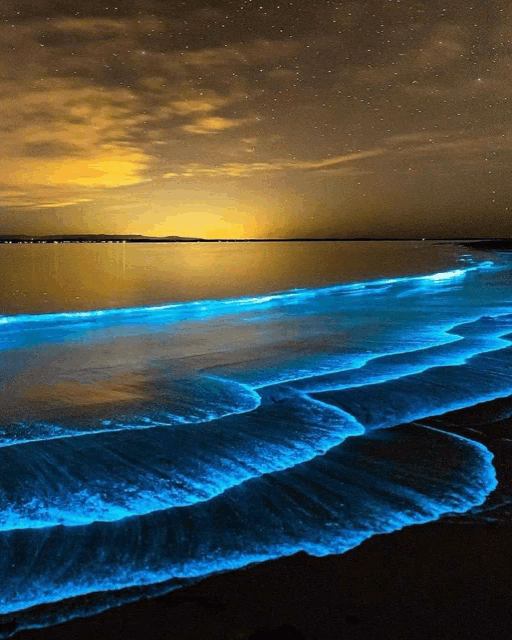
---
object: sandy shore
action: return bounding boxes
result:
[12,517,511,640]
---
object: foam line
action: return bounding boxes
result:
[285,314,512,393]
[0,262,496,332]
[313,343,512,430]
[0,390,363,530]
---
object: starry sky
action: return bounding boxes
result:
[0,0,510,238]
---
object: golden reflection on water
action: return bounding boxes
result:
[0,241,462,315]
[23,372,147,409]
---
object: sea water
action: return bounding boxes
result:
[0,241,510,635]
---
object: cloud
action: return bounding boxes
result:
[0,10,302,208]
[0,79,150,204]
[163,130,512,180]
[22,141,84,158]
[164,39,301,70]
[37,199,93,209]
[164,149,384,178]
[181,116,247,135]
[415,24,469,68]
[149,88,245,118]
[294,150,385,170]
[1,2,510,223]
[381,128,512,173]
[1,146,149,190]
[0,186,92,209]
[349,21,473,99]
[170,98,230,116]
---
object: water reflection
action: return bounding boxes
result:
[0,241,470,315]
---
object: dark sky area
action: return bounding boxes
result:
[0,0,510,238]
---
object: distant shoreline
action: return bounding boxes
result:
[456,239,512,251]
[0,235,510,245]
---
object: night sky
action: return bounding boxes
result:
[0,0,510,238]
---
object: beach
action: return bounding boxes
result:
[11,395,512,639]
[0,242,510,639]
[12,518,511,639]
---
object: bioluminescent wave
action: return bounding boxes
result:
[0,264,490,330]
[0,260,497,355]
[0,254,511,635]
[0,422,496,619]
[0,391,363,530]
[0,376,261,447]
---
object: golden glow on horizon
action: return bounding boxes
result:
[150,212,247,239]
[125,200,264,239]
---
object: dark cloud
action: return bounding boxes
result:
[22,140,84,157]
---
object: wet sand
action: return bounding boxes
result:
[12,518,511,640]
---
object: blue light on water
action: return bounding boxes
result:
[0,257,510,634]
[0,261,497,334]
[286,314,512,394]
[422,268,466,281]
[0,391,365,530]
[0,376,262,448]
[0,420,497,622]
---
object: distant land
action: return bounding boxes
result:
[0,234,510,245]
[0,234,202,244]
[457,239,512,251]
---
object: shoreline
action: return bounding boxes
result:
[12,518,511,639]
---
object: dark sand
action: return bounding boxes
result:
[11,519,511,640]
[458,240,512,252]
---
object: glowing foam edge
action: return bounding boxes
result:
[0,261,497,330]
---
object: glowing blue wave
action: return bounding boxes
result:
[0,421,497,619]
[0,255,510,635]
[0,376,262,448]
[313,340,512,430]
[2,313,511,531]
[0,261,496,334]
[0,391,363,530]
[288,314,512,394]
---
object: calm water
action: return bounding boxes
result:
[0,240,471,315]
[0,241,511,635]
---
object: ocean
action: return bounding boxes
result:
[0,240,511,636]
